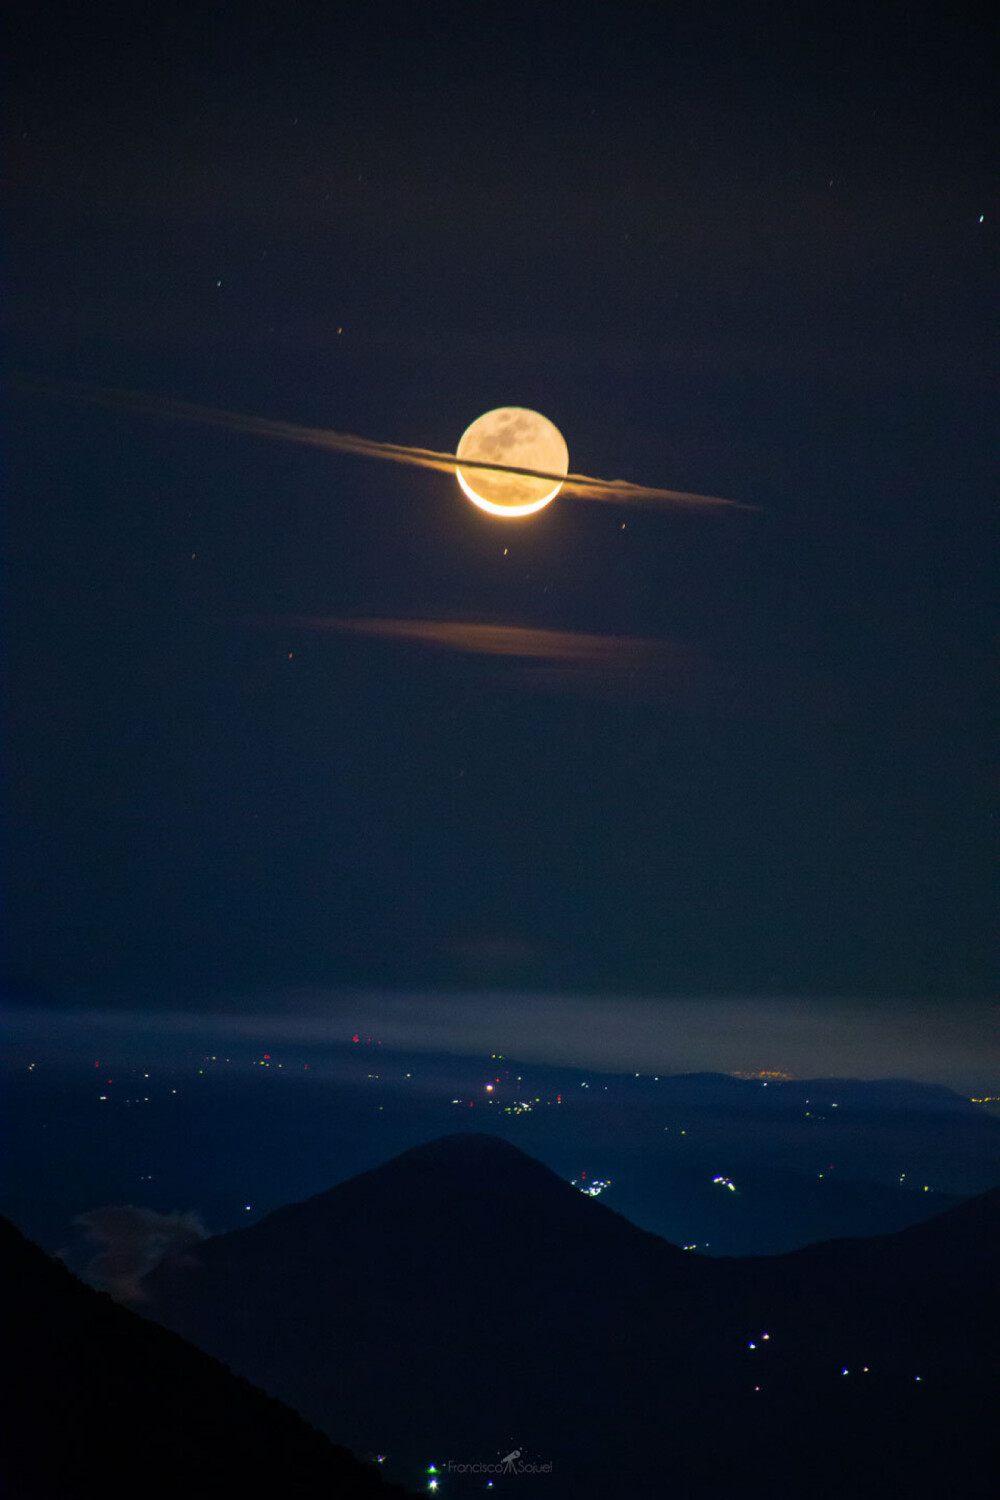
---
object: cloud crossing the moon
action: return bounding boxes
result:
[26,382,747,510]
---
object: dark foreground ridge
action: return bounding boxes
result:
[0,1216,416,1500]
[139,1131,999,1498]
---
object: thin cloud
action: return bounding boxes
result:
[285,616,695,695]
[311,617,674,660]
[75,1205,208,1302]
[14,993,993,1094]
[21,381,746,510]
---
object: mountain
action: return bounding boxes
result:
[9,1047,996,1260]
[0,1216,415,1500]
[142,1133,998,1498]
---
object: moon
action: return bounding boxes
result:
[455,407,569,517]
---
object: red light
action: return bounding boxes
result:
[353,1035,359,1044]
[264,1054,270,1060]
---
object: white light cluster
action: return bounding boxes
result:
[571,1178,611,1198]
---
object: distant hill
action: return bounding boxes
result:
[0,1216,415,1500]
[8,1051,996,1259]
[141,1133,999,1498]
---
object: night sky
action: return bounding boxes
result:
[6,5,994,1067]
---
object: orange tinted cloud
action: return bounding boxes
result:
[288,616,695,695]
[26,382,745,510]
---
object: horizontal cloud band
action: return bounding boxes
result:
[24,382,746,510]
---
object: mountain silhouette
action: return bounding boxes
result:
[1,1215,415,1500]
[141,1133,997,1497]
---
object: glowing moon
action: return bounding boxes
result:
[455,407,569,517]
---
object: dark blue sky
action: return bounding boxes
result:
[6,3,993,1024]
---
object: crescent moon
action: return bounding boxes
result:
[455,407,569,518]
